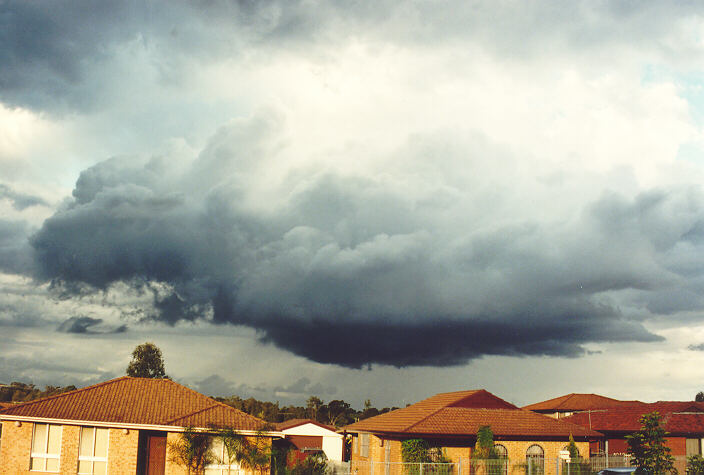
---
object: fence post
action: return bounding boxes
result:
[371,461,374,475]
[420,462,423,475]
[459,457,462,475]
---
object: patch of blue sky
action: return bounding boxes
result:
[642,64,704,164]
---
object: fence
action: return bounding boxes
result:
[342,456,638,475]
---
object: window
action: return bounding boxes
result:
[493,444,509,475]
[205,437,241,475]
[526,444,544,475]
[78,427,109,475]
[687,439,701,457]
[30,423,62,472]
[360,433,369,457]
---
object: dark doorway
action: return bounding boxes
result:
[137,431,167,475]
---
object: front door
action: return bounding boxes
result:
[147,435,167,475]
[138,431,167,475]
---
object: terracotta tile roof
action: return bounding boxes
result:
[523,394,642,412]
[342,389,601,439]
[275,418,337,432]
[0,376,266,431]
[563,401,704,435]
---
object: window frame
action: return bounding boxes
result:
[204,437,242,475]
[526,444,545,474]
[30,423,62,472]
[77,426,110,475]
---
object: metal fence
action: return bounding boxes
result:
[341,456,638,475]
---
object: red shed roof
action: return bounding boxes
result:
[0,376,266,432]
[342,389,601,439]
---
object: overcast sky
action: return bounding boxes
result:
[3,0,704,408]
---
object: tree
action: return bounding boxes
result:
[696,392,704,402]
[126,342,168,378]
[168,427,214,475]
[472,426,505,475]
[306,396,323,421]
[218,428,250,475]
[688,454,704,474]
[472,425,497,459]
[626,412,677,474]
[566,434,580,460]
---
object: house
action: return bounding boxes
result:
[0,376,279,475]
[523,393,643,419]
[342,389,602,475]
[274,418,344,463]
[563,401,704,462]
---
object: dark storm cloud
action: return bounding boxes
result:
[28,115,698,368]
[0,219,33,274]
[0,184,49,210]
[2,0,703,112]
[57,316,127,334]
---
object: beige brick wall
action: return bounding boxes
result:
[108,428,139,474]
[0,421,144,475]
[59,424,80,474]
[0,420,33,474]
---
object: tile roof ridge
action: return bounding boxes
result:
[403,393,465,432]
[162,378,266,424]
[0,376,130,412]
[163,402,222,425]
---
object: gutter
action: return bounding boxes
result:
[0,414,285,438]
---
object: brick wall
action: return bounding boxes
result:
[59,424,80,475]
[0,421,144,475]
[0,420,33,474]
[108,428,139,474]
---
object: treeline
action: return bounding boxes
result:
[0,382,77,403]
[215,395,398,427]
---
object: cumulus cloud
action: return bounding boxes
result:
[28,111,701,368]
[0,184,49,210]
[4,0,704,376]
[57,316,127,334]
[2,0,704,113]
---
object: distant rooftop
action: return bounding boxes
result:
[523,393,643,413]
[343,389,601,439]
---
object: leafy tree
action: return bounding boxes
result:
[126,342,168,378]
[472,426,505,475]
[687,454,704,474]
[168,427,214,475]
[402,439,432,464]
[626,412,677,474]
[696,392,704,402]
[567,434,580,460]
[323,399,355,427]
[217,428,250,475]
[306,396,324,421]
[472,425,497,459]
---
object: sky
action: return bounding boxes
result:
[3,0,704,409]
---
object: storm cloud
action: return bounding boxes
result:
[28,112,703,368]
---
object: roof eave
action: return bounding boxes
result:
[0,414,284,437]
